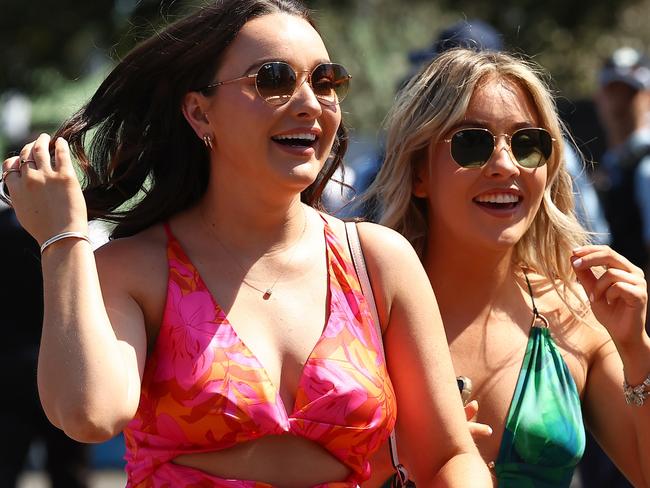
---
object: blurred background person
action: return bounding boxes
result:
[596,46,650,278]
[580,45,650,488]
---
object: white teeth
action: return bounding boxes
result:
[475,193,520,204]
[273,133,316,141]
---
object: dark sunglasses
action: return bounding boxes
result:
[443,127,554,169]
[198,61,351,106]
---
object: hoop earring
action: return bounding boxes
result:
[203,134,213,150]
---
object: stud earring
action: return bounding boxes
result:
[203,134,213,149]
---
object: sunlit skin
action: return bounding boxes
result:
[414,75,650,486]
[414,76,547,257]
[413,76,553,468]
[173,13,351,483]
[196,14,342,205]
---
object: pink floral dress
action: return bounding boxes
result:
[122,218,397,487]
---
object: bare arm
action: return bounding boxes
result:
[3,134,146,442]
[573,245,650,487]
[358,222,491,487]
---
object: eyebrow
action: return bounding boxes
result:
[451,119,539,131]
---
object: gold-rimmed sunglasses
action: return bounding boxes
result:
[198,61,351,106]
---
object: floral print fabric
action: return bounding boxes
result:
[123,219,397,487]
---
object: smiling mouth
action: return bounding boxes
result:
[473,193,521,210]
[271,133,319,148]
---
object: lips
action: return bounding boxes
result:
[271,130,320,149]
[473,190,522,210]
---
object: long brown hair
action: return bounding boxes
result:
[55,0,348,238]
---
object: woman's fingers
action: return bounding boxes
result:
[30,133,53,173]
[572,245,642,276]
[53,137,75,176]
[589,267,645,304]
[573,246,644,298]
[572,245,647,344]
[18,140,38,170]
[464,400,493,439]
[2,134,88,243]
[2,156,22,199]
[464,400,479,421]
[469,421,493,439]
[603,281,647,308]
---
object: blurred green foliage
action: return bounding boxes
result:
[0,0,649,145]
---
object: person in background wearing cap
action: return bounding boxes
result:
[578,45,650,488]
[597,47,650,278]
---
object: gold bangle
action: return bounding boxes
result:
[40,231,90,255]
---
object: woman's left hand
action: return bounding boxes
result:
[572,245,647,347]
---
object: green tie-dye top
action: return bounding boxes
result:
[494,275,585,488]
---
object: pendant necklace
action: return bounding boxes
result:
[211,212,308,300]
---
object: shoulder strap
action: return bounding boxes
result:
[162,222,174,240]
[344,221,411,486]
[522,268,550,329]
[344,221,385,355]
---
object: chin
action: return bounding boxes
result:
[289,158,327,180]
[466,226,527,253]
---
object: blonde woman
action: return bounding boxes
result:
[366,48,650,487]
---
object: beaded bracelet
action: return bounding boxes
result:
[623,372,650,406]
[40,231,90,255]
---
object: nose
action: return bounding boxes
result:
[484,134,520,178]
[290,72,322,118]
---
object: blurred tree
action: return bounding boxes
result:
[0,0,648,136]
[0,0,187,93]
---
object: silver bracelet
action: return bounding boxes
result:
[40,231,90,255]
[623,372,650,406]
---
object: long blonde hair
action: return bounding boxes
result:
[366,48,589,293]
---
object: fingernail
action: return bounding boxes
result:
[487,426,493,435]
[589,293,594,303]
[573,258,582,268]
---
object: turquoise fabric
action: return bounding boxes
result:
[494,322,585,487]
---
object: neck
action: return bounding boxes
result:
[195,178,308,255]
[423,236,518,327]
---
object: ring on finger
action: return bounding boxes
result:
[19,159,35,168]
[1,168,21,180]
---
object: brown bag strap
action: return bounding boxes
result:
[344,221,409,484]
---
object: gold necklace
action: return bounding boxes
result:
[210,212,308,300]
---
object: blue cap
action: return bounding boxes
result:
[599,47,650,91]
[409,19,503,66]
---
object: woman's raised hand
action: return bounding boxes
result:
[572,245,648,348]
[2,133,88,245]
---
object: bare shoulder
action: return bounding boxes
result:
[355,221,417,257]
[94,225,168,317]
[95,225,167,279]
[318,214,419,271]
[318,214,428,330]
[524,270,612,356]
